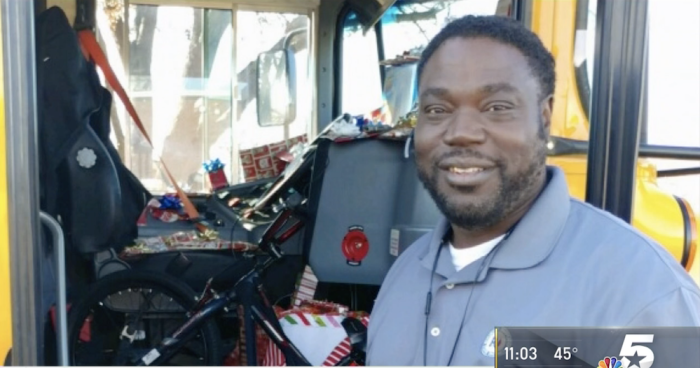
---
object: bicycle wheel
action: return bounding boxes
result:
[67,270,223,366]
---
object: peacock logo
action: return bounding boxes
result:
[599,357,623,368]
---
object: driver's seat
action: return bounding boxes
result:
[36,6,151,293]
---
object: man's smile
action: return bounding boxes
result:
[437,158,498,187]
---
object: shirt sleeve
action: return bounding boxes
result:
[617,287,700,366]
[625,287,700,326]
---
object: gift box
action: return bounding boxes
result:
[239,135,308,182]
[222,301,369,366]
[140,195,189,224]
[261,301,370,366]
[222,267,369,366]
[203,158,229,190]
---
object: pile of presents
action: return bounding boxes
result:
[224,266,370,366]
[121,133,371,366]
[123,113,415,364]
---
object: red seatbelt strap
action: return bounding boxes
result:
[76,29,208,231]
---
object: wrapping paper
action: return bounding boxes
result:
[291,266,318,307]
[239,135,308,182]
[203,159,229,190]
[120,231,257,258]
[142,197,189,223]
[208,170,229,190]
[262,301,370,366]
[223,299,369,366]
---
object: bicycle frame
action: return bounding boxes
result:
[135,205,312,366]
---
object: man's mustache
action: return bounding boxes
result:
[433,149,503,168]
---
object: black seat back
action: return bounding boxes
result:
[35,6,150,256]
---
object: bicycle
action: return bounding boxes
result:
[66,192,367,366]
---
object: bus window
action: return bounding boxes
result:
[97,3,313,192]
[573,0,700,281]
[235,11,312,157]
[576,0,700,214]
[98,3,234,193]
[380,0,501,61]
[340,11,383,115]
[646,0,700,214]
[341,0,505,117]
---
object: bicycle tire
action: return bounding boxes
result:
[67,270,223,366]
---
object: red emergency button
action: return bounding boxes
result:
[342,225,369,266]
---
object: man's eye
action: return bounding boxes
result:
[485,103,512,112]
[425,106,446,115]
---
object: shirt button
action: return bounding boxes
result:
[445,283,454,289]
[431,327,440,337]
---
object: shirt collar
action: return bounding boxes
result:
[420,165,571,274]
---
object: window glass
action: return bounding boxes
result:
[340,0,503,118]
[98,3,233,193]
[129,5,234,193]
[378,0,501,123]
[380,0,500,60]
[646,0,700,215]
[97,2,313,191]
[340,12,383,115]
[235,11,311,154]
[577,0,700,214]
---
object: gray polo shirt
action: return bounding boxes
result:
[367,166,700,366]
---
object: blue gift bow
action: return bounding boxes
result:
[159,194,183,210]
[354,115,369,129]
[203,158,225,172]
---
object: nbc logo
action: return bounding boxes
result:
[599,357,622,368]
[600,334,655,368]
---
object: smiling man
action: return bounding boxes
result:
[366,15,700,366]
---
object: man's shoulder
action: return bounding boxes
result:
[566,197,700,296]
[568,198,680,258]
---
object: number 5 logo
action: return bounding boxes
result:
[619,334,654,368]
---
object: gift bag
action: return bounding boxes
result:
[203,158,229,190]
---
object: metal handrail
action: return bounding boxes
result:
[39,212,68,366]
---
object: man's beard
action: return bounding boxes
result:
[416,128,547,232]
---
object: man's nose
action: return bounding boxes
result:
[442,109,487,147]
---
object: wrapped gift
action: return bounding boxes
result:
[291,266,318,307]
[224,305,280,366]
[223,300,369,366]
[221,267,369,366]
[145,195,189,223]
[120,231,258,258]
[239,135,308,182]
[203,158,228,190]
[261,301,370,366]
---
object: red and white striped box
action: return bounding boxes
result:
[262,311,370,366]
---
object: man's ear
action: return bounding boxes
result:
[541,94,554,134]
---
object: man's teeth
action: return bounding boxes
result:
[449,167,484,174]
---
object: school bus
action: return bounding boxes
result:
[1,0,698,365]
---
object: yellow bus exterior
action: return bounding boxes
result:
[530,0,697,273]
[0,9,13,364]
